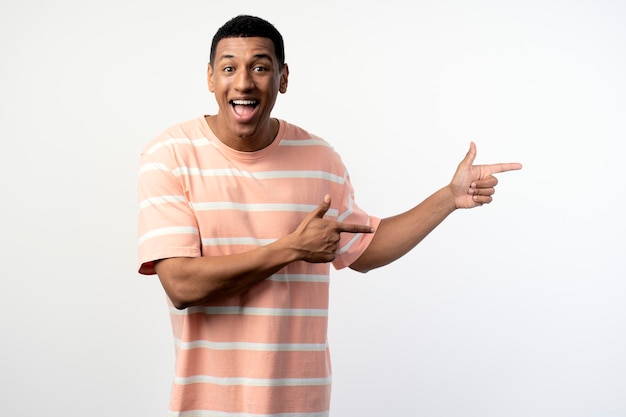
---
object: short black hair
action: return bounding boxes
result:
[210,15,285,67]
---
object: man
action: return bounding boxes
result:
[137,14,522,416]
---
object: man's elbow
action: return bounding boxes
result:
[160,282,195,310]
[157,273,199,309]
[349,257,375,274]
[349,252,391,273]
[349,264,371,274]
[155,259,200,309]
[160,275,222,309]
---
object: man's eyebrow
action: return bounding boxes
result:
[252,53,273,61]
[217,53,273,61]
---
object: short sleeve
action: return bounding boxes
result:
[331,168,381,270]
[137,141,201,275]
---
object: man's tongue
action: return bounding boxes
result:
[233,104,255,118]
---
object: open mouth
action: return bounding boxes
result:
[231,99,258,107]
[230,99,258,118]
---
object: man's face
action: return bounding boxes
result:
[208,36,288,141]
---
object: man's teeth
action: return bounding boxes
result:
[232,100,256,105]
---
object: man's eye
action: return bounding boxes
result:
[223,66,234,72]
[253,66,268,72]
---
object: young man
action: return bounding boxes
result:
[137,15,522,417]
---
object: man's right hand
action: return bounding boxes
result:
[289,194,375,263]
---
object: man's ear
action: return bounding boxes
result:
[207,63,215,92]
[279,63,289,94]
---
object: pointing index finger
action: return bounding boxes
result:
[335,222,375,234]
[486,162,523,174]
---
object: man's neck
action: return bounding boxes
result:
[204,115,278,152]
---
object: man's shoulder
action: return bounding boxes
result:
[141,116,208,154]
[279,120,333,148]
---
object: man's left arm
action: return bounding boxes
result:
[349,142,522,273]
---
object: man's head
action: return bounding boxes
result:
[206,15,289,151]
[210,15,285,68]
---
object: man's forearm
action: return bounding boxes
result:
[155,238,302,309]
[350,186,457,273]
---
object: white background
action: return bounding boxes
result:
[1,0,624,416]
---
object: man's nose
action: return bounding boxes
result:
[234,70,254,91]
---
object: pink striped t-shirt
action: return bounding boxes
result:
[137,116,380,416]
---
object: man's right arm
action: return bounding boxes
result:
[155,194,374,309]
[155,242,299,309]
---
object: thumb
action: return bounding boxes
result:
[312,194,331,219]
[461,141,477,167]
